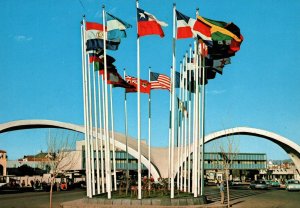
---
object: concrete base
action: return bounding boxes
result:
[60,195,212,208]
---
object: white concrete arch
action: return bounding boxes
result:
[0,120,161,180]
[175,127,300,176]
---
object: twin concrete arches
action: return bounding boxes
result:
[1,120,300,179]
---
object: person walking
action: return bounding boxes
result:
[218,180,225,204]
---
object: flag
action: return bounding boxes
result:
[190,16,243,58]
[125,75,151,94]
[176,10,193,39]
[85,22,120,51]
[106,12,132,40]
[177,97,188,118]
[137,8,167,38]
[89,52,116,72]
[205,57,231,74]
[175,71,181,88]
[105,70,133,89]
[150,72,171,91]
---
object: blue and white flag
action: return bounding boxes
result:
[106,12,132,40]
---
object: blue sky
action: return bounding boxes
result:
[1,0,300,160]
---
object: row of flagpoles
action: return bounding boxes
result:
[80,0,242,200]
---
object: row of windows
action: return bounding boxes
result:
[204,153,266,161]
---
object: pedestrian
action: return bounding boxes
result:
[217,180,225,204]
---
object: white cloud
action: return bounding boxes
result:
[208,89,226,95]
[14,35,32,42]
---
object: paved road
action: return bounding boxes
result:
[0,189,86,208]
[206,185,300,208]
[1,186,300,208]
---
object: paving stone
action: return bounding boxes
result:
[179,198,187,206]
[121,199,132,205]
[131,199,142,206]
[160,198,171,206]
[171,198,179,206]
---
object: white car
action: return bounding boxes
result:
[286,179,300,191]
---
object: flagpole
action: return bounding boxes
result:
[184,51,188,192]
[92,58,100,194]
[136,0,142,200]
[97,73,105,193]
[168,66,172,190]
[124,68,130,196]
[197,51,202,195]
[171,3,176,199]
[193,38,199,197]
[179,61,183,191]
[87,53,96,196]
[148,67,152,188]
[101,74,107,193]
[187,45,192,193]
[81,18,92,198]
[102,5,111,199]
[110,84,117,191]
[200,47,206,196]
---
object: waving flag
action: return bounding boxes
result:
[85,22,120,51]
[106,12,132,40]
[192,16,243,58]
[105,70,133,89]
[137,8,168,38]
[125,75,151,94]
[89,52,116,72]
[176,10,193,39]
[205,57,231,74]
[150,72,171,91]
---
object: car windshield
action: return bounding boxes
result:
[288,180,300,184]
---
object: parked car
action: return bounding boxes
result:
[270,181,280,187]
[231,180,242,186]
[249,180,269,190]
[286,179,300,191]
[264,180,273,188]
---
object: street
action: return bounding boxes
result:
[0,186,300,208]
[0,189,86,208]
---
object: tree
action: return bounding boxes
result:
[44,129,80,208]
[215,134,239,208]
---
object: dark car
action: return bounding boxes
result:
[249,180,269,190]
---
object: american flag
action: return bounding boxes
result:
[150,72,171,91]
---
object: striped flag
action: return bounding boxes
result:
[150,72,171,91]
[176,10,193,39]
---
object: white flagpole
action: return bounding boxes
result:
[92,60,100,195]
[124,69,130,196]
[179,61,183,191]
[168,66,172,190]
[81,18,92,198]
[148,67,152,187]
[187,45,192,193]
[110,85,117,191]
[200,46,206,196]
[197,52,202,195]
[171,3,176,199]
[184,51,188,192]
[193,38,199,197]
[102,5,111,199]
[97,73,105,193]
[87,54,96,196]
[136,0,142,200]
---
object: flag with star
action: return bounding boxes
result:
[137,8,168,38]
[150,72,171,91]
[125,75,151,94]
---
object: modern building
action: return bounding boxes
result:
[3,141,284,183]
[0,150,7,176]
